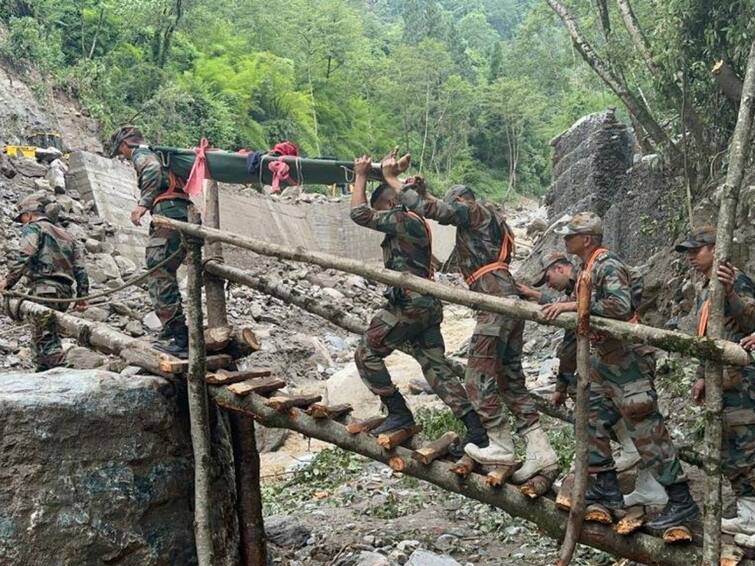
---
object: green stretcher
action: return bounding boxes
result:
[150,145,383,186]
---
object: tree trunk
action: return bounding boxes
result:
[153,217,749,367]
[209,387,703,566]
[203,180,228,329]
[702,39,755,564]
[712,60,744,105]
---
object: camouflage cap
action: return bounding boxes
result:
[533,252,570,287]
[674,224,716,252]
[109,125,143,158]
[13,193,51,222]
[443,184,475,204]
[555,211,603,236]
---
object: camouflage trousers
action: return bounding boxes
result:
[588,339,685,486]
[29,279,72,371]
[721,366,755,497]
[146,209,187,333]
[355,294,472,418]
[465,310,539,431]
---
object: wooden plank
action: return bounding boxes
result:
[226,377,286,397]
[265,394,322,413]
[160,353,232,374]
[663,525,693,544]
[486,465,516,487]
[346,415,385,435]
[412,431,459,465]
[449,455,476,478]
[376,425,423,450]
[305,403,353,420]
[206,367,273,385]
[615,507,644,535]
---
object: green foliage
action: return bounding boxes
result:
[413,406,465,441]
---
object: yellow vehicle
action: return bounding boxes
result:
[2,145,37,158]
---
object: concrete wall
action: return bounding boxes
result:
[66,150,456,267]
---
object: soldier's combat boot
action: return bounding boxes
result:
[154,323,189,359]
[464,422,517,466]
[645,482,699,530]
[722,497,755,536]
[370,390,415,436]
[612,420,641,473]
[624,469,668,507]
[511,425,559,483]
[585,470,624,510]
[449,411,489,459]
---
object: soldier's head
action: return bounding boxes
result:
[534,252,573,291]
[13,194,50,224]
[555,212,604,256]
[674,225,716,275]
[370,183,397,211]
[109,126,144,159]
[443,185,476,205]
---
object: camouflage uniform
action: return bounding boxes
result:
[350,203,472,418]
[401,186,538,432]
[131,146,190,335]
[695,271,755,496]
[5,212,89,370]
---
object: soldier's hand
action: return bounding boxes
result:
[354,155,372,177]
[131,206,148,226]
[74,300,88,312]
[381,146,411,179]
[741,334,755,351]
[691,378,705,405]
[541,301,576,320]
[516,283,541,302]
[0,278,6,292]
[552,390,566,407]
[716,261,737,295]
[404,175,427,196]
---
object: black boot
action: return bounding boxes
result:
[154,323,189,359]
[370,390,415,436]
[585,470,624,510]
[449,411,490,459]
[645,482,700,530]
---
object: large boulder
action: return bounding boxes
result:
[0,369,239,565]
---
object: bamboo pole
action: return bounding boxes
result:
[702,39,755,565]
[209,386,702,566]
[185,211,214,566]
[202,180,267,566]
[154,217,749,367]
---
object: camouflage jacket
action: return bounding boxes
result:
[350,203,434,305]
[695,269,755,381]
[131,147,189,211]
[539,277,577,381]
[5,218,89,296]
[400,188,517,296]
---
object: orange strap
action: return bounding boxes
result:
[406,211,434,279]
[465,229,515,286]
[697,299,711,337]
[575,247,609,296]
[153,171,190,206]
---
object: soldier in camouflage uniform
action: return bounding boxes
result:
[543,212,697,528]
[0,194,89,371]
[400,180,557,479]
[676,225,755,534]
[350,154,483,442]
[110,126,189,357]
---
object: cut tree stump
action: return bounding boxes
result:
[388,455,407,472]
[160,353,232,374]
[519,466,560,499]
[265,395,322,413]
[226,377,286,397]
[721,543,744,566]
[556,474,574,511]
[615,507,645,535]
[585,503,613,525]
[346,416,385,435]
[449,455,476,478]
[206,367,272,385]
[376,425,423,450]
[486,465,517,487]
[305,403,353,420]
[412,432,459,465]
[205,325,261,356]
[663,526,693,544]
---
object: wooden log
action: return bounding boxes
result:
[209,385,703,566]
[519,466,560,499]
[346,416,385,435]
[663,526,693,544]
[449,455,476,478]
[265,394,322,413]
[305,403,353,420]
[556,474,574,511]
[388,455,407,472]
[154,217,749,367]
[226,377,286,397]
[615,507,645,536]
[376,425,423,450]
[584,503,613,525]
[712,60,744,104]
[205,325,232,352]
[703,40,755,564]
[412,432,459,465]
[486,465,516,487]
[206,368,273,386]
[721,543,745,566]
[160,353,233,374]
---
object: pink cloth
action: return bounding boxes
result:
[268,160,293,193]
[184,137,210,197]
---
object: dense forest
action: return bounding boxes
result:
[0,0,753,199]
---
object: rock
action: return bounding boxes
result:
[265,514,311,549]
[84,238,103,253]
[114,255,137,277]
[64,222,88,241]
[46,158,67,192]
[12,158,47,178]
[433,534,458,551]
[64,347,107,369]
[142,312,162,332]
[90,253,120,283]
[0,370,239,565]
[407,550,461,566]
[0,152,16,178]
[321,287,345,301]
[408,378,433,395]
[80,306,109,322]
[354,551,390,566]
[325,364,380,415]
[345,275,368,289]
[124,320,145,337]
[120,366,143,376]
[254,425,289,453]
[33,178,51,192]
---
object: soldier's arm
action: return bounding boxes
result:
[590,260,634,320]
[72,241,90,298]
[556,329,577,379]
[133,152,163,209]
[726,273,755,335]
[400,184,469,226]
[4,225,42,290]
